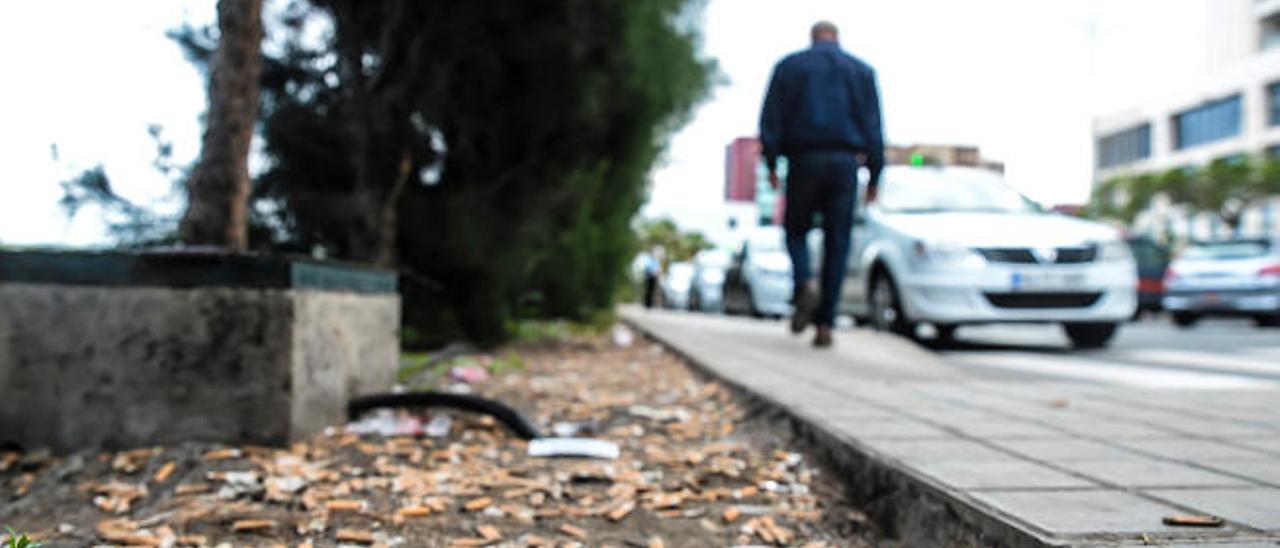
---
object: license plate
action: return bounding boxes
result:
[1011,271,1085,291]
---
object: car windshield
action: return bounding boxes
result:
[877,168,1042,214]
[667,263,695,280]
[697,250,731,269]
[1182,241,1271,260]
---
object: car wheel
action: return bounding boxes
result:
[870,273,913,337]
[1172,312,1199,328]
[746,284,763,318]
[1254,314,1280,328]
[1063,322,1118,349]
[689,290,701,312]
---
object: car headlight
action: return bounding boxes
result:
[911,240,977,265]
[1097,240,1133,263]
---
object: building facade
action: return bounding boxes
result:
[1093,0,1280,241]
[724,137,759,203]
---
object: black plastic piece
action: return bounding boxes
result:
[347,392,542,440]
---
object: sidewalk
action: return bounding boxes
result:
[621,307,1280,547]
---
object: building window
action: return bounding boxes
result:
[1097,123,1151,168]
[1263,13,1280,51]
[1269,82,1280,127]
[1173,94,1242,150]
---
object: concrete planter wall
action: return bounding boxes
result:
[0,251,399,453]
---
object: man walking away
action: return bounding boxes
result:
[759,21,884,348]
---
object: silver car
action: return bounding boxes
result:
[689,249,731,312]
[1163,239,1280,328]
[722,227,793,318]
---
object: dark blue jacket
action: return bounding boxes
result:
[759,41,884,185]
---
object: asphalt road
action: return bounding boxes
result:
[930,317,1280,389]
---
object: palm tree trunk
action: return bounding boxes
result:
[179,0,264,251]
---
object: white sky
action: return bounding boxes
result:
[645,0,1214,245]
[0,0,1212,247]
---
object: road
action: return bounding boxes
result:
[930,318,1280,389]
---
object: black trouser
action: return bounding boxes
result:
[643,274,658,308]
[783,151,859,327]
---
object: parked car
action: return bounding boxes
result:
[660,261,696,310]
[1162,238,1280,328]
[723,227,793,318]
[840,166,1137,348]
[689,249,731,312]
[1126,235,1171,316]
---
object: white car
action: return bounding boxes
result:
[659,261,696,310]
[689,249,731,312]
[723,227,794,318]
[1162,239,1280,328]
[841,166,1137,348]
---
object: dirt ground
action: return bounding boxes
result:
[1,327,878,547]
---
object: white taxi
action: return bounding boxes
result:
[840,166,1137,348]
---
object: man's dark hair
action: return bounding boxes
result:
[811,21,839,43]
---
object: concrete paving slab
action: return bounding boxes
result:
[1062,459,1256,488]
[907,458,1099,490]
[859,438,1015,462]
[1117,439,1274,461]
[1200,460,1280,487]
[1147,488,1280,531]
[828,417,955,439]
[948,420,1067,439]
[1046,420,1184,439]
[1232,438,1280,456]
[994,439,1147,462]
[1158,418,1280,438]
[968,489,1192,535]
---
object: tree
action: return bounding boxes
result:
[637,218,713,265]
[179,0,265,251]
[66,0,715,346]
[1087,154,1280,234]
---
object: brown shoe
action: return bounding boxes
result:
[790,281,819,335]
[812,326,833,348]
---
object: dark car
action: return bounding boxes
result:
[1125,236,1170,317]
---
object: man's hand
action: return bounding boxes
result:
[767,170,780,191]
[864,184,878,204]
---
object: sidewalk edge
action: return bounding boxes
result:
[621,315,1063,548]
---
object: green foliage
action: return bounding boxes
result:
[489,351,528,375]
[1086,153,1280,232]
[396,352,441,385]
[3,527,39,548]
[397,350,527,389]
[508,320,572,345]
[567,309,618,336]
[252,0,715,345]
[637,218,713,265]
